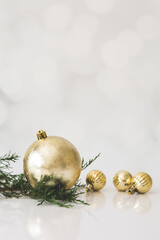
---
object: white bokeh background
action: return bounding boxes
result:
[0,0,160,183]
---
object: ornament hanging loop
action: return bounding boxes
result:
[37,130,47,140]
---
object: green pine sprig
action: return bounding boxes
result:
[81,153,100,170]
[0,152,100,207]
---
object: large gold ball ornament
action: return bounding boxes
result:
[113,170,132,191]
[23,130,81,189]
[129,172,152,194]
[86,170,106,192]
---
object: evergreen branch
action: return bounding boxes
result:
[81,153,101,170]
[0,152,19,170]
[0,152,98,207]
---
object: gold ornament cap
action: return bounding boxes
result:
[128,184,136,194]
[37,130,47,140]
[86,183,92,192]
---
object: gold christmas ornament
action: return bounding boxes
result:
[129,172,152,194]
[86,170,106,192]
[23,130,81,189]
[113,170,132,192]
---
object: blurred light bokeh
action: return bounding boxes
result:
[0,0,160,178]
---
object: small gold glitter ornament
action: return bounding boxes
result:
[128,172,152,194]
[23,130,81,189]
[113,170,132,191]
[86,170,106,192]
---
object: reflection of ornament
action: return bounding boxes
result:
[86,170,106,191]
[113,192,134,211]
[133,195,152,214]
[113,171,132,191]
[129,172,152,194]
[23,200,81,240]
[85,191,106,210]
[23,130,81,189]
[113,192,152,214]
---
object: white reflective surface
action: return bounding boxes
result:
[0,187,160,240]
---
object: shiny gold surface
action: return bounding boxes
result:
[129,172,152,194]
[23,130,81,189]
[86,170,106,191]
[113,170,132,191]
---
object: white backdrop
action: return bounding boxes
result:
[0,0,160,184]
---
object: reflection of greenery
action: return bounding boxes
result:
[0,152,99,207]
